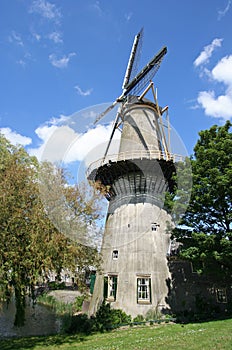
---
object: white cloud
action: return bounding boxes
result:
[194,38,223,67]
[64,123,120,164]
[197,91,232,120]
[75,85,93,97]
[0,128,32,146]
[196,55,232,120]
[8,31,24,47]
[28,115,120,166]
[49,52,76,68]
[28,124,59,160]
[212,55,232,84]
[48,31,63,43]
[28,115,70,160]
[29,0,61,23]
[217,0,231,20]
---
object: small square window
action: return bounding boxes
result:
[112,250,118,260]
[151,223,160,231]
[216,288,227,303]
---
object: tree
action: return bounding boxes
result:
[171,121,232,280]
[0,135,101,326]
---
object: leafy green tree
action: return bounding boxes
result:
[171,121,232,279]
[0,135,101,326]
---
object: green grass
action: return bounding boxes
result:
[0,318,232,350]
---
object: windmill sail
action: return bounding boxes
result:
[123,46,167,97]
[122,28,144,90]
[94,42,167,124]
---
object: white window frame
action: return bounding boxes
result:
[137,276,151,304]
[104,275,118,301]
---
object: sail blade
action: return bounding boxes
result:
[122,28,144,90]
[94,100,119,124]
[124,46,167,97]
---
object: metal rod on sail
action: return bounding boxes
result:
[124,46,167,96]
[94,99,119,124]
[94,46,167,124]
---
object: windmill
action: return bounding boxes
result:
[94,28,171,163]
[87,30,181,318]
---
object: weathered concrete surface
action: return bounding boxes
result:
[48,290,82,304]
[89,100,173,318]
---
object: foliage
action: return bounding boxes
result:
[73,295,86,312]
[145,307,162,321]
[37,294,73,316]
[94,301,131,332]
[0,135,101,326]
[171,121,232,279]
[133,314,145,323]
[62,313,95,335]
[164,157,192,225]
[47,281,66,290]
[63,302,132,334]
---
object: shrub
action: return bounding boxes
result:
[94,302,131,331]
[64,302,132,334]
[145,306,161,321]
[62,314,95,335]
[73,295,85,312]
[133,314,145,323]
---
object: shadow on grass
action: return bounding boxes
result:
[0,333,88,350]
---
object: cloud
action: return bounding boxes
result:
[0,128,32,146]
[75,85,93,97]
[48,31,63,43]
[194,38,223,67]
[8,31,24,47]
[29,0,61,23]
[28,115,71,160]
[28,124,59,160]
[196,55,232,120]
[63,123,120,164]
[28,115,120,166]
[212,55,232,84]
[217,0,231,20]
[49,52,76,68]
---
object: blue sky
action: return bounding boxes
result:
[1,0,232,168]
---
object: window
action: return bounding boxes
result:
[112,250,118,260]
[151,223,160,231]
[137,277,151,303]
[104,275,118,301]
[216,288,227,303]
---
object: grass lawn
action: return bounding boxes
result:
[0,318,231,350]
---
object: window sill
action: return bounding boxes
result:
[106,297,116,302]
[137,300,151,305]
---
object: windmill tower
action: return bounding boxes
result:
[87,30,179,318]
